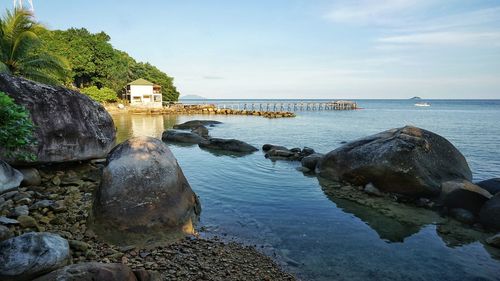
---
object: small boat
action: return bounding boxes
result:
[415,102,431,107]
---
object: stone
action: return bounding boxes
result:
[301,153,323,171]
[364,183,383,197]
[161,130,205,144]
[485,233,500,248]
[199,138,258,153]
[133,269,162,281]
[0,161,22,194]
[0,232,70,281]
[29,200,55,210]
[69,240,90,251]
[318,126,472,197]
[479,193,500,230]
[18,168,41,187]
[449,208,476,224]
[17,215,37,228]
[476,178,500,195]
[0,225,12,241]
[302,147,315,157]
[442,180,492,214]
[265,148,296,159]
[92,137,201,245]
[191,125,209,138]
[0,73,116,165]
[13,205,29,217]
[173,120,222,130]
[32,262,138,281]
[0,217,18,225]
[262,144,288,152]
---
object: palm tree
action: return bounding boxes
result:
[0,9,68,84]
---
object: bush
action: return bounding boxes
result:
[0,91,36,160]
[80,86,117,103]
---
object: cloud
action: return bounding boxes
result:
[203,75,224,80]
[378,31,500,46]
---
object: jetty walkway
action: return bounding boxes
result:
[180,100,358,112]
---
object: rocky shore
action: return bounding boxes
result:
[105,103,296,119]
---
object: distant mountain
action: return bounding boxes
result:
[180,94,206,100]
[410,96,422,100]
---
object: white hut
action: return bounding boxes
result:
[125,78,162,108]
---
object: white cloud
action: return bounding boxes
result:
[378,31,500,46]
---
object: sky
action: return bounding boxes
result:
[2,0,500,99]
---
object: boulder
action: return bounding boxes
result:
[479,193,500,230]
[301,153,323,171]
[476,178,500,195]
[92,137,201,245]
[173,120,221,130]
[191,125,209,138]
[302,147,315,157]
[18,168,41,186]
[0,74,116,165]
[0,232,70,281]
[441,180,492,214]
[33,262,138,281]
[318,126,472,197]
[262,144,288,152]
[265,148,296,159]
[0,161,22,194]
[161,130,205,144]
[199,138,258,153]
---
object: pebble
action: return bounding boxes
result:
[0,216,19,225]
[17,215,37,228]
[13,205,29,217]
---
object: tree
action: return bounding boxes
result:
[0,91,35,160]
[80,86,117,103]
[0,9,69,84]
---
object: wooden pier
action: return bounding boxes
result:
[181,100,357,113]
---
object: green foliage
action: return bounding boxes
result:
[39,28,180,101]
[0,9,69,85]
[0,91,36,160]
[80,86,117,103]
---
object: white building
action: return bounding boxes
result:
[125,78,163,108]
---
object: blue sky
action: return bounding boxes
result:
[2,0,500,99]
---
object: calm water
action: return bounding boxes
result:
[113,100,500,281]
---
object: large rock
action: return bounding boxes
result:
[441,180,492,214]
[173,120,221,130]
[199,138,258,153]
[0,161,22,194]
[476,178,500,195]
[33,262,138,281]
[161,130,205,144]
[0,232,70,281]
[480,193,500,230]
[318,126,472,197]
[301,153,324,171]
[92,137,201,245]
[0,74,116,165]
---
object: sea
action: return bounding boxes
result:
[112,99,500,281]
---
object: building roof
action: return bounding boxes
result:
[127,78,154,86]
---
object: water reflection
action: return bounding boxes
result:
[112,113,179,142]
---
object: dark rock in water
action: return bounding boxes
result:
[485,233,500,248]
[301,153,323,171]
[191,125,209,139]
[0,232,70,281]
[302,147,315,157]
[266,149,297,159]
[262,144,288,152]
[318,126,472,197]
[92,137,201,245]
[0,74,116,165]
[290,147,302,153]
[161,130,205,144]
[364,183,383,197]
[480,193,500,230]
[173,120,222,130]
[442,180,492,214]
[449,208,476,224]
[32,262,138,281]
[199,138,258,153]
[476,178,500,195]
[0,161,22,194]
[18,168,41,187]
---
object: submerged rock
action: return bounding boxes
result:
[479,193,500,230]
[92,137,201,245]
[0,232,70,281]
[173,120,222,130]
[0,161,22,194]
[301,153,323,171]
[318,126,472,197]
[199,138,258,153]
[162,130,205,144]
[191,125,209,139]
[476,178,500,195]
[32,262,139,281]
[441,180,492,214]
[0,74,116,165]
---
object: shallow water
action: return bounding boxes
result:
[113,100,500,281]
